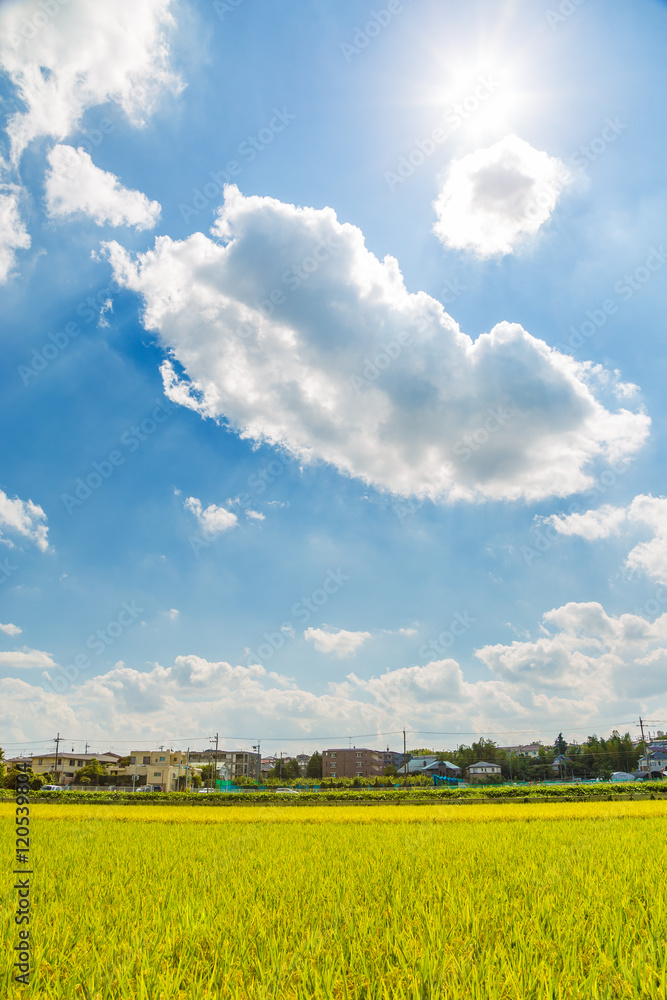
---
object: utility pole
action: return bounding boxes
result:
[209,733,219,790]
[185,747,190,792]
[84,742,89,754]
[640,717,652,780]
[253,742,261,783]
[508,750,513,783]
[54,732,61,785]
[403,729,408,785]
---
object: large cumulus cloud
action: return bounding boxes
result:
[103,185,648,502]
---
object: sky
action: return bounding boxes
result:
[1,0,667,760]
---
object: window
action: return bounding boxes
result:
[158,756,165,762]
[37,758,42,765]
[330,753,336,758]
[130,756,136,765]
[77,760,84,766]
[154,771,161,777]
[143,756,150,765]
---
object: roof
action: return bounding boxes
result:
[423,760,461,771]
[467,760,500,769]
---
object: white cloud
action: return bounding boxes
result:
[433,135,572,258]
[184,496,238,535]
[476,601,667,701]
[0,488,49,551]
[166,609,179,621]
[0,0,182,161]
[0,167,31,282]
[304,627,371,658]
[103,185,649,503]
[0,648,56,670]
[0,623,22,636]
[45,145,161,230]
[3,597,664,744]
[547,494,667,584]
[246,509,265,521]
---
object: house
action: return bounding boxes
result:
[406,756,461,778]
[550,754,572,777]
[638,750,667,772]
[111,750,191,791]
[322,747,385,779]
[29,751,120,785]
[466,761,502,782]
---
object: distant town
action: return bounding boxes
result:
[3,729,666,791]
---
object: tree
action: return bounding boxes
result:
[73,759,107,785]
[4,766,48,790]
[555,733,567,755]
[306,752,322,779]
[383,765,398,777]
[199,764,217,781]
[0,747,4,784]
[268,757,301,781]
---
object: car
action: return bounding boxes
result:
[275,787,299,794]
[41,784,65,791]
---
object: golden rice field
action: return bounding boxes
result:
[2,800,667,999]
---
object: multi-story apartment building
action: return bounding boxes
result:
[186,749,261,782]
[322,747,385,779]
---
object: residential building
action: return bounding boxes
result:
[111,750,191,792]
[187,748,260,781]
[381,749,402,772]
[404,755,460,777]
[28,751,120,785]
[638,750,667,772]
[322,747,384,779]
[466,760,502,782]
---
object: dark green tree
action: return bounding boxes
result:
[555,733,567,755]
[305,752,322,779]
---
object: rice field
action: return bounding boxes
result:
[2,799,667,999]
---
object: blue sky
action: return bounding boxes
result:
[1,0,667,758]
